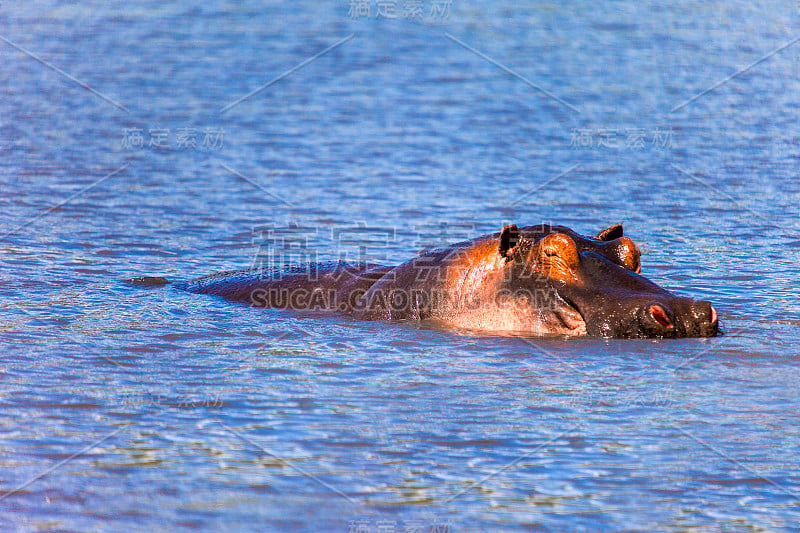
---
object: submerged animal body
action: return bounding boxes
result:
[181,223,719,338]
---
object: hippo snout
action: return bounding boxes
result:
[642,298,718,338]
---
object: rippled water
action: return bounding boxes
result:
[1,1,799,531]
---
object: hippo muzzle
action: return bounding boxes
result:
[557,251,720,339]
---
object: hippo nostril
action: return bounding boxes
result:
[649,304,673,329]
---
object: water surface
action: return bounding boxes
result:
[1,1,799,531]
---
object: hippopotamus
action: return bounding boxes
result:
[139,223,718,338]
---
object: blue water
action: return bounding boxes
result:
[1,1,799,531]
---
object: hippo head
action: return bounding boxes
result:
[496,224,719,338]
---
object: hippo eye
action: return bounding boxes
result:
[537,233,580,278]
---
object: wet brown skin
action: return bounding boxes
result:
[182,223,719,338]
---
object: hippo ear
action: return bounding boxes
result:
[498,224,520,258]
[596,223,623,241]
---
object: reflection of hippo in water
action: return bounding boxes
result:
[135,223,718,338]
